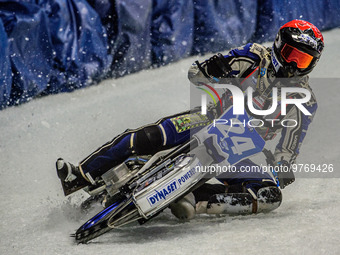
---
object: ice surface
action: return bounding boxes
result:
[0,29,339,255]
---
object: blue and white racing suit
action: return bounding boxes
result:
[77,43,317,213]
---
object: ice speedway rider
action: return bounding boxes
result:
[56,20,324,220]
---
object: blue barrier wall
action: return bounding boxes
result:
[0,0,112,108]
[0,18,11,106]
[151,0,194,66]
[254,0,340,42]
[0,0,339,109]
[192,0,257,54]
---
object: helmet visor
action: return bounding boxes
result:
[281,44,313,69]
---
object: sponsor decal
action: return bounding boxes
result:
[146,166,198,206]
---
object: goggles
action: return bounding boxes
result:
[281,43,313,69]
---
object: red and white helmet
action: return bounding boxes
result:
[272,20,324,76]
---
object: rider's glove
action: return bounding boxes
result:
[205,53,232,79]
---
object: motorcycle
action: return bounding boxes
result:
[69,106,267,243]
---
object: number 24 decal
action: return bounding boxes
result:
[213,119,256,156]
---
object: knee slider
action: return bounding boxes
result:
[256,186,282,213]
[134,126,163,154]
